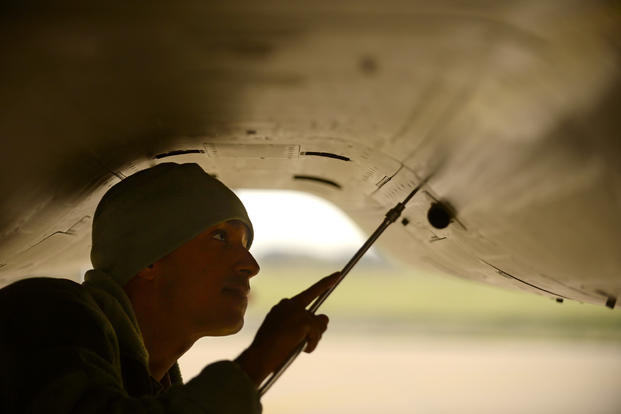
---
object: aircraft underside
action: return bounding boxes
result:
[1,0,620,308]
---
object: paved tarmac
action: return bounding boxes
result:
[179,331,621,414]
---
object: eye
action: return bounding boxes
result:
[212,230,227,242]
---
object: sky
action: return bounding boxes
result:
[235,189,370,260]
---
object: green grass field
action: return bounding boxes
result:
[245,260,621,341]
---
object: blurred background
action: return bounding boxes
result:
[1,2,619,412]
[179,190,621,414]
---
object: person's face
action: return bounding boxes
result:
[153,219,260,338]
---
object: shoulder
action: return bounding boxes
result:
[0,278,126,410]
[0,277,117,354]
[0,276,83,294]
[0,277,94,311]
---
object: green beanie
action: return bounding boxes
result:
[90,162,253,286]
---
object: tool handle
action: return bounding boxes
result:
[257,342,306,397]
[309,215,394,313]
[257,175,432,397]
[258,178,433,396]
[258,215,395,396]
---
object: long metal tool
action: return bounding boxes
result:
[258,174,433,396]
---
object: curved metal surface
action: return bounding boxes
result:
[1,0,620,307]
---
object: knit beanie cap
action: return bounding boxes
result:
[90,162,253,286]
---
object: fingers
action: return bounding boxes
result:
[246,274,337,377]
[304,314,329,353]
[290,272,341,307]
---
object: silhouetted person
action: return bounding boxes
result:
[0,162,336,413]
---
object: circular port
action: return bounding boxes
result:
[427,202,453,229]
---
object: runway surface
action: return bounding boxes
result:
[179,331,621,414]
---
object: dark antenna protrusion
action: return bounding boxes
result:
[606,296,617,309]
[427,201,454,229]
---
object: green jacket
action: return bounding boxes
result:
[0,271,262,413]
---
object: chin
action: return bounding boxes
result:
[210,317,244,336]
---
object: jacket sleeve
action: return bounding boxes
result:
[0,278,261,414]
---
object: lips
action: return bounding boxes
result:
[222,286,250,300]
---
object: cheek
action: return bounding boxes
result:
[163,249,231,304]
[162,269,218,309]
[189,270,229,306]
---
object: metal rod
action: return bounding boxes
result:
[258,176,431,396]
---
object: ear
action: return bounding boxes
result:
[134,263,157,281]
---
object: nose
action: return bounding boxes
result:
[235,248,260,278]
